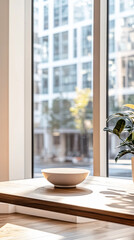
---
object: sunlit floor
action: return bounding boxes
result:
[34,158,132,180]
[0,213,134,240]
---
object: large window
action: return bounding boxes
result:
[73,29,77,58]
[53,32,68,60]
[53,65,77,93]
[44,5,48,30]
[109,20,115,53]
[82,25,92,56]
[108,0,134,179]
[33,0,93,177]
[54,0,68,27]
[41,36,49,62]
[42,69,48,94]
[82,62,92,89]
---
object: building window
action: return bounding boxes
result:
[53,32,68,60]
[120,0,125,11]
[118,16,134,52]
[73,0,92,22]
[120,56,134,88]
[34,82,40,94]
[34,63,39,74]
[53,68,60,93]
[128,57,134,87]
[120,0,134,12]
[42,101,48,114]
[44,5,48,29]
[109,20,115,53]
[41,36,49,62]
[53,65,77,93]
[73,29,77,58]
[54,0,68,27]
[82,25,92,56]
[42,69,48,94]
[109,59,116,89]
[34,33,39,44]
[62,65,77,92]
[109,0,114,14]
[34,102,39,111]
[82,62,92,89]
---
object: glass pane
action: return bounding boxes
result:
[44,5,48,29]
[108,0,134,179]
[54,0,68,27]
[73,0,92,22]
[82,25,92,56]
[33,0,93,178]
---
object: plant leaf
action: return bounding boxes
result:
[124,104,134,110]
[115,111,134,116]
[115,149,132,162]
[124,125,134,132]
[107,114,134,126]
[107,114,121,122]
[103,127,113,133]
[113,119,125,138]
[116,142,134,150]
[125,132,134,144]
[107,111,134,120]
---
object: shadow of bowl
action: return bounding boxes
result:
[34,186,93,197]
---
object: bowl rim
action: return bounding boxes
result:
[41,168,90,175]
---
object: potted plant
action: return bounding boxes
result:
[103,104,134,181]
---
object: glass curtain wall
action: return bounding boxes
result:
[33,0,93,177]
[108,0,134,178]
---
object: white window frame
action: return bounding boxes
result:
[93,0,107,176]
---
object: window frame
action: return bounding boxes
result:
[32,0,108,178]
[92,0,107,176]
[0,0,108,181]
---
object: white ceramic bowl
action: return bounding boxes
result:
[41,168,89,188]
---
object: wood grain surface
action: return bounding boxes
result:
[0,177,134,226]
[0,213,134,240]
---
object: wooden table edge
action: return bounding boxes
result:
[0,193,134,226]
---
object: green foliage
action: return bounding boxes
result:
[115,150,133,162]
[104,104,134,161]
[70,88,92,133]
[113,119,125,138]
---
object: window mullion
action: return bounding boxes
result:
[93,0,107,176]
